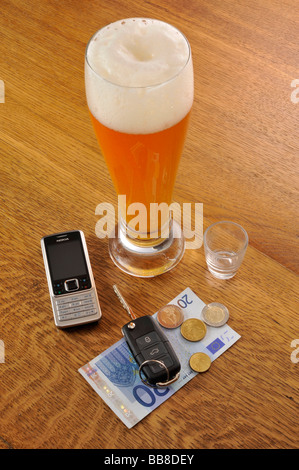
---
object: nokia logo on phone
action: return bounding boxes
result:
[56,237,69,242]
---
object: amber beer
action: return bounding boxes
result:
[85,18,194,276]
[90,111,191,233]
[86,19,193,231]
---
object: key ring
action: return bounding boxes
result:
[139,359,179,388]
[139,359,169,387]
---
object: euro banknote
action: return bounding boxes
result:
[79,287,241,428]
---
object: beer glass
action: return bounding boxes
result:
[85,18,194,277]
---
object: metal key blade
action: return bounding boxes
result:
[113,285,137,320]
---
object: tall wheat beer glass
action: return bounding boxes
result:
[85,18,194,277]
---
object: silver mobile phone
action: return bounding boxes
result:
[41,230,102,328]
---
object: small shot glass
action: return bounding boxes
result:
[203,221,248,279]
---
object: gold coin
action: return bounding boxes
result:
[157,304,184,329]
[189,352,211,373]
[180,318,207,341]
[201,302,229,327]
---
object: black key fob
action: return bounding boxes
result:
[122,315,181,387]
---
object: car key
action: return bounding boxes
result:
[113,285,181,387]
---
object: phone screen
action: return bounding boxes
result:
[44,232,90,288]
[46,239,87,281]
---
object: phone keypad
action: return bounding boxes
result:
[54,291,98,322]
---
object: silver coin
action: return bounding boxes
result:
[201,302,229,327]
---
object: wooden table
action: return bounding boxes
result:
[0,0,298,450]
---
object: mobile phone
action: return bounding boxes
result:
[41,230,102,328]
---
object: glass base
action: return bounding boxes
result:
[108,220,185,277]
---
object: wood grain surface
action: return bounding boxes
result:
[0,0,298,449]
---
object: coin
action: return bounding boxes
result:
[201,302,229,327]
[180,318,207,341]
[157,304,184,329]
[189,352,211,373]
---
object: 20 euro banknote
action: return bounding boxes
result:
[79,287,241,428]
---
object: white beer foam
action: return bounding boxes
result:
[85,18,193,134]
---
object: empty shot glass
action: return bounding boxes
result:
[203,221,248,279]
